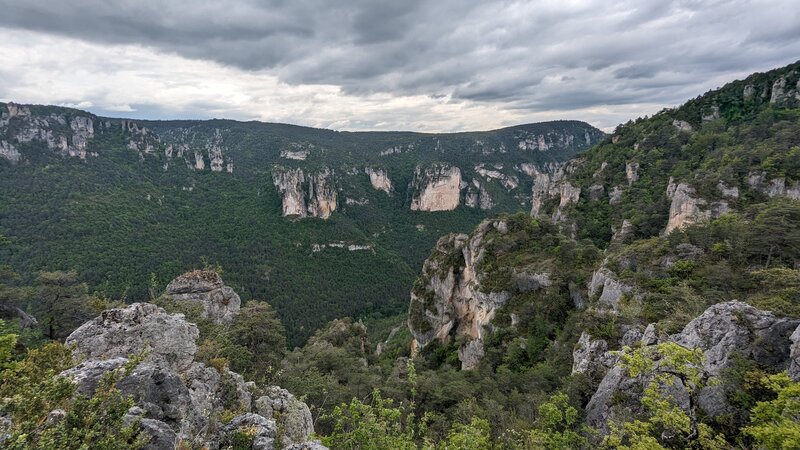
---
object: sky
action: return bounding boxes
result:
[0,0,798,133]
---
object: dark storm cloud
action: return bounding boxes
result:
[0,0,799,122]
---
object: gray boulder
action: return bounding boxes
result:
[255,386,314,447]
[60,357,129,395]
[166,270,241,324]
[790,324,800,381]
[586,301,800,434]
[66,303,199,372]
[217,413,277,450]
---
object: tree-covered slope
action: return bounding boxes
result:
[0,106,602,345]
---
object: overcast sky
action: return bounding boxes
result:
[0,0,798,132]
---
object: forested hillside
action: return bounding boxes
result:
[0,107,602,345]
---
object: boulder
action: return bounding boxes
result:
[65,303,199,372]
[255,386,314,447]
[165,270,241,324]
[217,413,277,450]
[586,301,800,434]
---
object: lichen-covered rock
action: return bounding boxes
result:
[216,413,277,450]
[63,301,316,448]
[255,387,314,447]
[409,164,462,211]
[458,339,485,371]
[165,270,241,324]
[587,268,635,311]
[585,301,800,434]
[60,357,129,395]
[571,332,614,378]
[65,303,199,372]
[285,442,329,450]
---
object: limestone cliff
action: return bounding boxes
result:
[664,178,732,234]
[272,166,338,219]
[409,164,462,212]
[63,302,325,449]
[0,102,97,161]
[526,161,581,221]
[408,219,512,370]
[365,167,393,194]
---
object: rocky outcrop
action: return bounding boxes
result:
[664,178,729,234]
[255,387,314,448]
[672,119,693,132]
[272,166,338,219]
[769,72,800,106]
[625,162,639,185]
[585,301,800,434]
[571,332,616,379]
[365,167,393,194]
[408,220,514,370]
[465,179,493,210]
[474,163,519,190]
[791,324,800,381]
[409,164,462,212]
[61,302,323,449]
[587,268,636,311]
[165,270,241,324]
[66,303,199,372]
[748,171,800,199]
[527,161,581,221]
[0,102,98,160]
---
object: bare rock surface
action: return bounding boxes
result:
[166,270,241,324]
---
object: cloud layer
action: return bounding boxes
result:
[0,0,798,131]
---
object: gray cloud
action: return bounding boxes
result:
[0,0,798,131]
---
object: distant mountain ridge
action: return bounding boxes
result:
[0,102,603,344]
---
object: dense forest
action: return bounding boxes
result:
[0,108,601,345]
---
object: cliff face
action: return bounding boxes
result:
[0,103,97,161]
[408,219,512,370]
[63,302,324,450]
[409,164,462,212]
[272,166,338,219]
[365,167,393,194]
[526,161,581,221]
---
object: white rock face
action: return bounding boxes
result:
[280,150,309,160]
[365,167,393,194]
[0,103,99,160]
[272,167,307,217]
[0,140,20,163]
[408,220,515,370]
[625,162,639,185]
[672,119,693,132]
[409,165,462,212]
[272,166,338,219]
[474,163,519,190]
[664,178,729,234]
[748,171,800,199]
[527,161,580,221]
